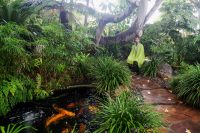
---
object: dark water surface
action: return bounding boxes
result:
[0,88,98,133]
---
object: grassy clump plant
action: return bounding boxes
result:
[93,92,163,133]
[170,64,200,107]
[89,57,131,94]
[0,123,35,133]
[141,57,160,77]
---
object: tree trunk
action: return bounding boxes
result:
[39,0,162,45]
[98,0,163,45]
[98,0,148,45]
[84,0,90,26]
[95,2,138,45]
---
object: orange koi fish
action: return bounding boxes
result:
[45,113,65,127]
[53,104,75,117]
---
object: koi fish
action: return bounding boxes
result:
[45,113,65,127]
[53,104,75,117]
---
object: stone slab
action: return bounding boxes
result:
[141,89,178,105]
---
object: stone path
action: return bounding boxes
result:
[132,75,200,133]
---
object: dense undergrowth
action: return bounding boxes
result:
[0,22,133,116]
[1,0,200,132]
[170,65,200,108]
[0,23,88,115]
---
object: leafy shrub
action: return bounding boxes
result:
[170,64,200,107]
[0,23,96,116]
[93,92,163,133]
[141,58,160,77]
[184,35,200,64]
[0,76,35,116]
[0,123,35,133]
[89,57,131,94]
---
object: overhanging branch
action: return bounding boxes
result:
[95,1,139,45]
[144,0,163,24]
[99,0,163,45]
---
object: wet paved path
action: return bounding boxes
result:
[132,75,200,133]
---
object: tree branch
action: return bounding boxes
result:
[99,0,148,45]
[144,0,163,24]
[64,2,111,17]
[95,1,139,45]
[99,0,163,45]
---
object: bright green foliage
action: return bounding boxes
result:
[170,65,200,107]
[160,0,197,32]
[0,22,95,115]
[141,58,160,77]
[0,123,35,133]
[142,0,199,65]
[93,92,163,133]
[0,0,33,23]
[0,77,34,116]
[0,23,36,115]
[89,57,131,94]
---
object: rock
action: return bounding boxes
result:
[158,63,173,79]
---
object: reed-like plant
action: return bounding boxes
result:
[0,123,35,133]
[93,92,163,133]
[170,64,200,107]
[89,57,131,94]
[141,58,160,77]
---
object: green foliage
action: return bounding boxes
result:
[184,35,200,64]
[89,57,131,94]
[0,123,35,133]
[141,58,160,77]
[160,0,197,32]
[0,0,33,23]
[142,0,199,65]
[0,76,34,116]
[170,65,200,107]
[0,0,53,24]
[104,43,122,59]
[0,22,96,116]
[93,92,163,133]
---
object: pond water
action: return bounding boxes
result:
[0,88,98,133]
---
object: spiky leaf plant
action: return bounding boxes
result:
[93,92,163,133]
[170,65,200,107]
[89,57,131,94]
[141,58,160,77]
[0,123,35,133]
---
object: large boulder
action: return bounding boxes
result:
[158,63,173,79]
